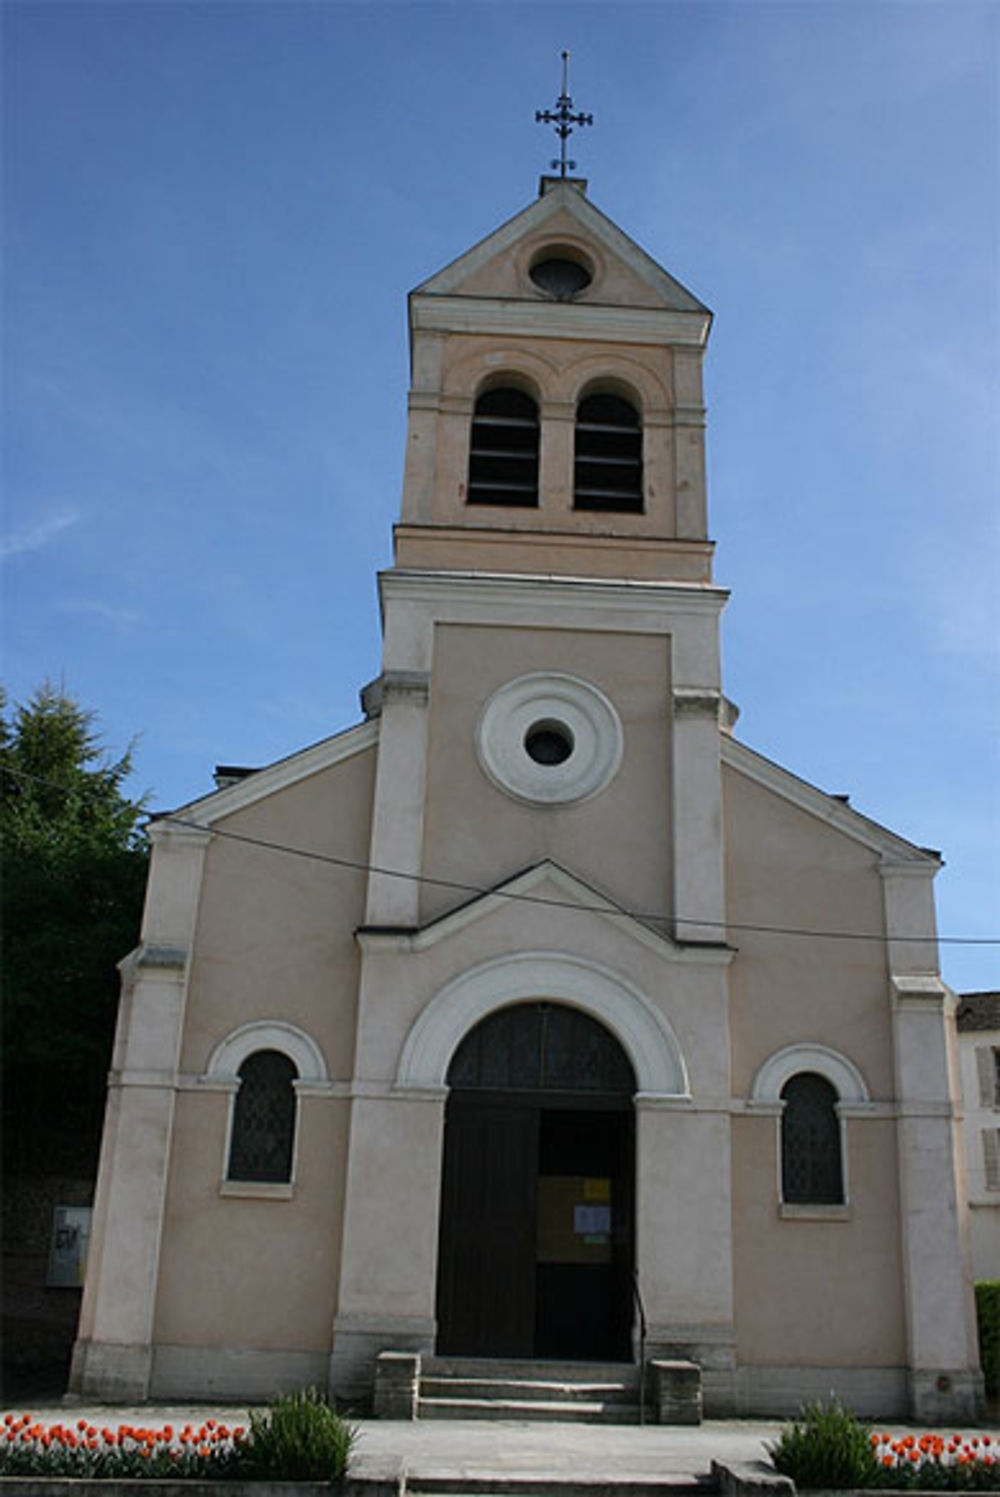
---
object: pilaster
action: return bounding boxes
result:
[672,689,726,944]
[883,861,983,1421]
[70,821,209,1400]
[364,671,431,926]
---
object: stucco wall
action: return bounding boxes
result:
[723,760,906,1367]
[152,744,376,1352]
[419,622,673,927]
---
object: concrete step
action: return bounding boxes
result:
[406,1477,714,1497]
[421,1376,638,1405]
[417,1396,644,1424]
[422,1357,640,1386]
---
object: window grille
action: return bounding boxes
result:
[780,1071,844,1205]
[467,388,539,507]
[227,1049,297,1183]
[574,393,643,513]
[448,1002,634,1096]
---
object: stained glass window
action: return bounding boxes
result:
[227,1049,297,1183]
[780,1071,843,1205]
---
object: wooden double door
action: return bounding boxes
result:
[435,1002,636,1362]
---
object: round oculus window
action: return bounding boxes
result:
[476,673,623,806]
[529,255,593,300]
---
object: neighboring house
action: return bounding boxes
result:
[69,175,982,1422]
[957,993,1000,1282]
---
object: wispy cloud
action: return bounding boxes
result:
[58,599,141,629]
[0,508,80,562]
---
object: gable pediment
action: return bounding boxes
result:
[358,859,731,965]
[411,180,709,319]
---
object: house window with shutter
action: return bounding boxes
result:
[976,1046,1000,1110]
[983,1129,1000,1191]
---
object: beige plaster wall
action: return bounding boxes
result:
[732,1115,906,1366]
[178,747,376,1080]
[153,745,376,1351]
[723,763,893,1098]
[419,622,672,927]
[152,1091,349,1351]
[723,761,905,1365]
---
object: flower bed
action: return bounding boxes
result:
[768,1400,1000,1491]
[870,1432,998,1489]
[0,1413,248,1480]
[0,1389,355,1485]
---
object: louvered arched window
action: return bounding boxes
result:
[227,1049,298,1183]
[467,387,539,507]
[780,1071,844,1205]
[574,393,643,512]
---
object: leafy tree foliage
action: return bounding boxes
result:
[1,684,149,1175]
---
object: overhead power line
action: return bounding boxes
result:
[159,813,999,950]
[4,763,996,948]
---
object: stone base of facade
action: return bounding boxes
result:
[718,1365,910,1419]
[908,1367,986,1424]
[151,1343,330,1401]
[329,1315,436,1404]
[68,1338,153,1402]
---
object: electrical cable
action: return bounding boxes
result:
[4,761,997,948]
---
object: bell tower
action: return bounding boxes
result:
[395,173,715,586]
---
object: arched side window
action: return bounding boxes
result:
[467,387,539,507]
[574,393,643,513]
[227,1049,298,1183]
[780,1071,844,1205]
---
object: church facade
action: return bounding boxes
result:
[71,177,981,1421]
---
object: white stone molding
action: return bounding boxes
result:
[722,735,942,866]
[750,1043,871,1106]
[751,1044,868,1213]
[411,297,709,348]
[476,671,623,806]
[396,951,688,1097]
[206,1022,326,1196]
[162,719,379,826]
[206,1020,329,1083]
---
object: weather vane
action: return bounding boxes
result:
[535,50,593,179]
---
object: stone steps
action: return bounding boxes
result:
[416,1357,644,1426]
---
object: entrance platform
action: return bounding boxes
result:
[4,1402,789,1490]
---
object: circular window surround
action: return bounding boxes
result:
[523,240,601,301]
[476,672,623,806]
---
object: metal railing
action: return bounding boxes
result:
[631,1268,648,1425]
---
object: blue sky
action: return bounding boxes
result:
[4,0,998,991]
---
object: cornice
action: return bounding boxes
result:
[411,295,710,348]
[720,735,941,866]
[160,718,379,826]
[379,567,728,622]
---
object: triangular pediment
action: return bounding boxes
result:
[359,859,731,965]
[412,179,709,316]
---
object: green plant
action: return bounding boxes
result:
[768,1399,880,1489]
[241,1387,355,1482]
[976,1281,1000,1397]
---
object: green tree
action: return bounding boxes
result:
[1,683,149,1175]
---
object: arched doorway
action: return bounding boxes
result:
[436,1001,635,1361]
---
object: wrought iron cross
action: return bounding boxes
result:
[535,51,593,178]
